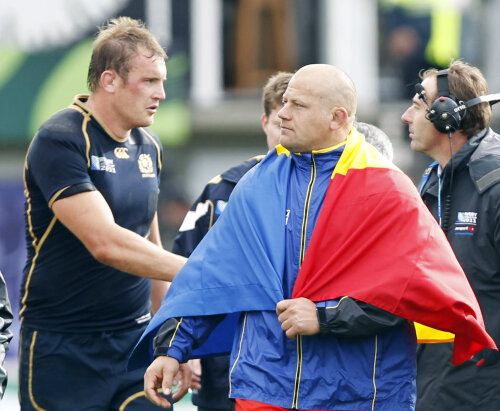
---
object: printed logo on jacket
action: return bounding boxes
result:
[454,211,477,235]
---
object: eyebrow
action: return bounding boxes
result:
[412,96,422,106]
[288,97,307,105]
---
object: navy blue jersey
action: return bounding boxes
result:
[172,155,264,258]
[20,95,162,332]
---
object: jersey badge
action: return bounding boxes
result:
[114,147,130,159]
[90,155,116,173]
[138,153,155,178]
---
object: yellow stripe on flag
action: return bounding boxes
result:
[275,145,290,156]
[332,128,399,178]
[415,322,455,343]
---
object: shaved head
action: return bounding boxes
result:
[279,64,358,152]
[291,64,357,118]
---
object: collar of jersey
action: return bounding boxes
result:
[71,94,129,143]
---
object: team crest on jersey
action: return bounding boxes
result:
[114,147,129,159]
[90,155,116,173]
[454,211,477,236]
[138,153,155,178]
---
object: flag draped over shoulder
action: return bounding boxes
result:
[293,132,496,365]
[129,129,496,370]
[129,148,290,370]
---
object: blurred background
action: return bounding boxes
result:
[1,0,500,408]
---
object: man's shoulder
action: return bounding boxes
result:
[37,107,85,140]
[197,155,265,202]
[469,129,500,193]
[471,129,500,159]
[220,155,265,184]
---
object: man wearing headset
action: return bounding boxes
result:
[402,59,500,410]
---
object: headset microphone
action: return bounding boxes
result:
[415,83,430,107]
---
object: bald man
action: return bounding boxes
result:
[139,64,449,410]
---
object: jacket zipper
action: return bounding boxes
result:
[292,154,317,409]
[228,312,248,397]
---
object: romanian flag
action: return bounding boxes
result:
[129,129,495,370]
[292,131,496,365]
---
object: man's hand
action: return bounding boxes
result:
[171,362,193,403]
[276,298,320,339]
[188,359,202,390]
[144,356,180,408]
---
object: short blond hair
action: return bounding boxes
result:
[87,17,167,91]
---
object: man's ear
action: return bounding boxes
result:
[261,113,269,134]
[330,107,348,131]
[100,70,118,93]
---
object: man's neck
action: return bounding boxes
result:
[433,131,468,168]
[86,93,131,141]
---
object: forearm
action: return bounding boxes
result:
[317,297,405,338]
[93,225,186,281]
[52,191,187,282]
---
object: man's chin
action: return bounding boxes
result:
[279,141,293,151]
[281,144,302,153]
[135,117,155,128]
[409,140,420,153]
[279,137,295,151]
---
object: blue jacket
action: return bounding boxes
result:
[165,147,416,410]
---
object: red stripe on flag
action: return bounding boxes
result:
[293,167,496,365]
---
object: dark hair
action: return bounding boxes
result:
[87,17,167,92]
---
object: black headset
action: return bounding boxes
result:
[415,69,500,134]
[415,70,500,232]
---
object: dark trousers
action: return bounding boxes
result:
[19,325,172,410]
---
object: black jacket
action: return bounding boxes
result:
[416,128,500,410]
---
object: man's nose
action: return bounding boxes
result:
[401,107,411,124]
[278,105,289,120]
[156,84,166,101]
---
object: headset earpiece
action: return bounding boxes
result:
[416,69,500,134]
[426,95,464,133]
[423,70,464,134]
